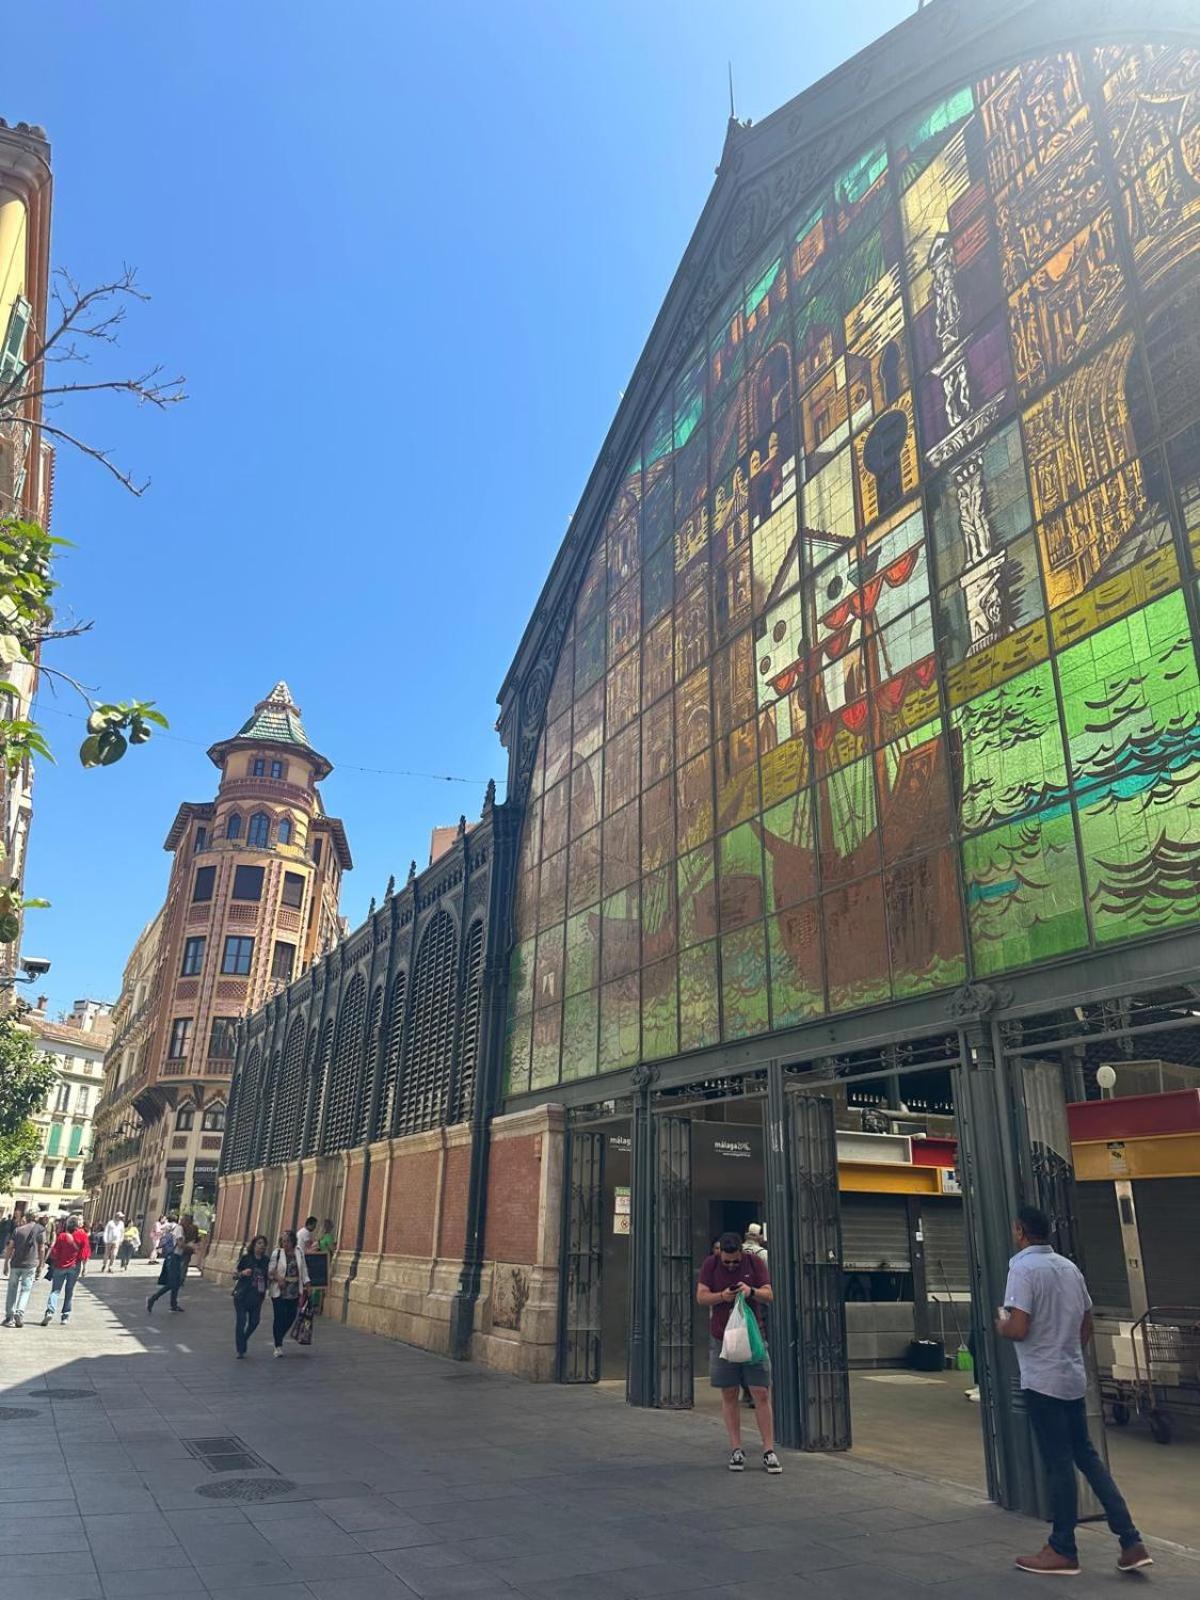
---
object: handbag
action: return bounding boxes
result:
[289,1292,314,1347]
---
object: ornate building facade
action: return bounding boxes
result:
[215,0,1200,1520]
[87,684,350,1223]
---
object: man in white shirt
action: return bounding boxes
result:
[102,1215,125,1273]
[997,1205,1151,1577]
[296,1216,317,1258]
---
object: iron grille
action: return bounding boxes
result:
[452,920,485,1124]
[789,1092,851,1451]
[656,1115,693,1410]
[560,1130,604,1383]
[226,1045,260,1172]
[302,1018,334,1155]
[375,970,407,1139]
[324,975,366,1152]
[396,910,458,1136]
[268,1018,307,1165]
[252,1050,281,1168]
[355,985,384,1145]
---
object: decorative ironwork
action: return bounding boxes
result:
[948,983,1014,1019]
[788,1092,850,1451]
[560,1131,604,1384]
[655,1116,693,1410]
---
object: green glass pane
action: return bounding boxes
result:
[508,938,535,1018]
[564,906,600,998]
[642,956,679,1061]
[530,1007,561,1091]
[562,990,599,1081]
[721,923,770,1041]
[677,844,717,949]
[679,941,720,1053]
[503,1010,532,1098]
[962,808,1087,975]
[599,975,641,1074]
[641,867,676,965]
[718,821,765,930]
[762,790,817,910]
[1080,764,1200,942]
[952,662,1068,833]
[600,886,640,981]
[767,905,824,1027]
[534,921,564,1011]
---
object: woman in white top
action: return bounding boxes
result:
[268,1230,310,1356]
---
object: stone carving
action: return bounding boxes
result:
[630,1061,661,1093]
[947,982,1014,1019]
[492,1264,531,1331]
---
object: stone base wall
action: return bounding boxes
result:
[207,1104,565,1381]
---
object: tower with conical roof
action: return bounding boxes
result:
[87,684,352,1225]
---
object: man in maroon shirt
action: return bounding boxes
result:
[697,1230,782,1474]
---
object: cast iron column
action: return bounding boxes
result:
[626,1063,658,1407]
[763,1059,802,1448]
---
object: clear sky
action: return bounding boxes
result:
[17,0,914,1016]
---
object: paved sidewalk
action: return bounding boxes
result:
[0,1264,1194,1600]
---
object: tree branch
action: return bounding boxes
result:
[27,419,150,495]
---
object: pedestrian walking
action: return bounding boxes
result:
[743,1222,768,1260]
[268,1230,310,1356]
[233,1235,270,1358]
[147,1215,165,1262]
[146,1214,185,1314]
[118,1223,141,1269]
[41,1214,89,1325]
[2,1206,46,1327]
[178,1214,200,1276]
[86,1221,103,1271]
[102,1214,124,1271]
[696,1230,782,1474]
[998,1205,1152,1576]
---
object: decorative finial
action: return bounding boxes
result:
[457,814,467,837]
[483,778,496,815]
[384,873,395,900]
[368,897,376,916]
[407,859,417,883]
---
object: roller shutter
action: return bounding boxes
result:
[1134,1179,1200,1309]
[840,1194,910,1272]
[921,1198,969,1296]
[1074,1183,1131,1314]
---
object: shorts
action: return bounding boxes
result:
[709,1336,771,1390]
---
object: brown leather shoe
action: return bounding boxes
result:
[1117,1543,1153,1572]
[1014,1544,1081,1575]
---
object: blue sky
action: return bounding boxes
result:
[18,0,913,1015]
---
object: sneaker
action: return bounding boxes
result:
[273,1347,284,1359]
[40,1313,51,1327]
[964,1386,981,1402]
[1014,1544,1080,1575]
[13,1314,23,1328]
[763,1450,783,1475]
[236,1351,246,1360]
[170,1305,184,1313]
[60,1318,69,1325]
[0,1318,12,1328]
[727,1448,744,1471]
[146,1296,154,1315]
[1117,1544,1153,1573]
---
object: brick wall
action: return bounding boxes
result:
[383,1146,437,1257]
[483,1134,541,1266]
[438,1144,470,1259]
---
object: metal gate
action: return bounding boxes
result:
[656,1115,693,1409]
[789,1091,850,1450]
[559,1130,604,1383]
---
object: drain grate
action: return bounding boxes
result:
[0,1406,39,1420]
[184,1434,271,1474]
[37,1388,97,1401]
[196,1477,297,1502]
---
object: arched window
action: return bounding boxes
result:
[226,813,242,841]
[397,910,458,1135]
[248,812,270,848]
[175,1102,196,1132]
[277,817,293,846]
[201,1100,226,1133]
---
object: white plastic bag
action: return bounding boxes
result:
[720,1295,752,1363]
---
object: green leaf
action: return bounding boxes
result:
[79,734,103,767]
[97,728,127,765]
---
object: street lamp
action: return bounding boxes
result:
[1096,1064,1117,1100]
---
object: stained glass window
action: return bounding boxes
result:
[509,44,1200,1089]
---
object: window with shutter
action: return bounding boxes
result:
[452,920,485,1124]
[375,971,407,1139]
[269,1019,307,1165]
[324,976,366,1152]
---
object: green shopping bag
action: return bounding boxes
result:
[744,1295,766,1364]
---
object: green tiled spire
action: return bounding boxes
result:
[236,681,313,750]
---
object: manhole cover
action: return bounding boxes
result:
[196,1478,297,1502]
[0,1406,39,1420]
[38,1388,97,1401]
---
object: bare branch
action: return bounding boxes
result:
[32,661,99,704]
[34,620,94,644]
[29,419,149,495]
[23,371,187,410]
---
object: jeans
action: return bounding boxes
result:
[148,1254,183,1310]
[4,1266,36,1321]
[272,1296,299,1347]
[1025,1389,1142,1558]
[46,1266,79,1321]
[235,1293,264,1355]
